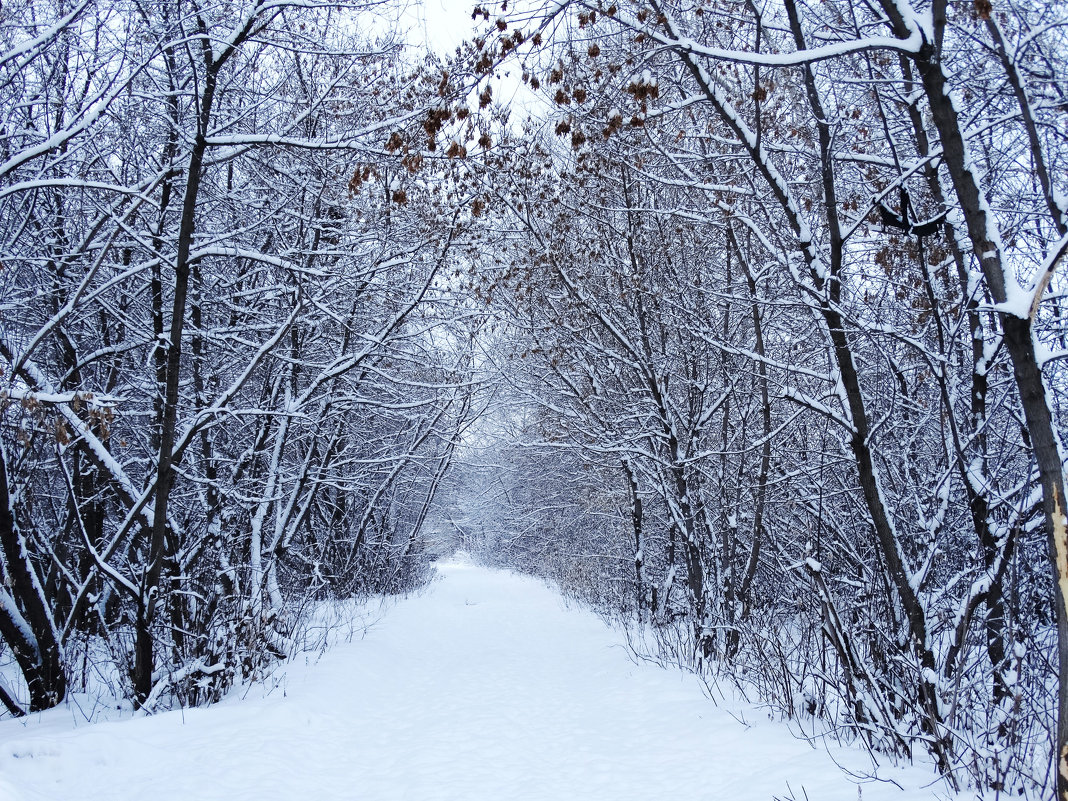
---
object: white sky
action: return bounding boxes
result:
[399,0,482,55]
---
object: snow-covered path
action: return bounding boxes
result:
[0,561,952,800]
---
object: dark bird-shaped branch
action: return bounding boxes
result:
[879,187,947,237]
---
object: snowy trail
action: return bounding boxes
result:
[0,561,952,800]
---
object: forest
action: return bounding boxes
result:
[0,0,1065,797]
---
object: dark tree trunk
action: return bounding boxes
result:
[0,445,66,711]
[622,460,644,621]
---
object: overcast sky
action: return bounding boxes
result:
[399,0,481,55]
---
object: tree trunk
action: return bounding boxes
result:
[622,460,645,621]
[0,444,66,711]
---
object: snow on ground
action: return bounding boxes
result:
[0,559,962,801]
